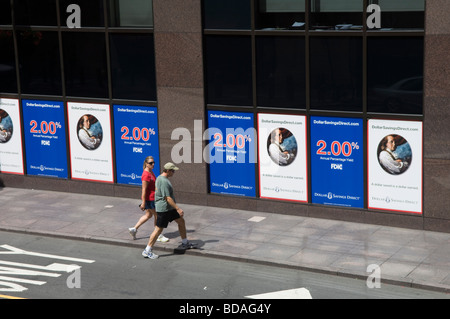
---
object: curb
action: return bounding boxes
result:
[1,226,448,294]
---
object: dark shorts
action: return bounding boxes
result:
[156,209,181,228]
[144,201,155,210]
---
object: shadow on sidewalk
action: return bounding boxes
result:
[162,239,219,257]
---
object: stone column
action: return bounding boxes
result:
[153,0,207,204]
[423,0,450,231]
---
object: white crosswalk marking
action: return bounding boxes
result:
[0,245,95,263]
[0,244,95,293]
[246,288,313,299]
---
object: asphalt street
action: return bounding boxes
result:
[0,231,449,300]
[1,187,450,296]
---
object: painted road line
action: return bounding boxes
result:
[246,288,313,299]
[0,294,26,299]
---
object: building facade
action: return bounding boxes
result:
[1,0,449,232]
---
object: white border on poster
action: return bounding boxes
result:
[0,98,24,175]
[67,102,114,183]
[368,119,423,214]
[258,113,308,202]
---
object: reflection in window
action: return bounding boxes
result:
[110,34,156,101]
[0,30,17,93]
[203,0,251,30]
[310,0,362,30]
[0,0,12,25]
[14,0,57,26]
[256,36,306,108]
[310,37,362,111]
[204,36,252,106]
[17,31,62,95]
[63,32,108,98]
[367,37,423,114]
[60,0,104,27]
[109,0,153,27]
[368,0,424,30]
[256,0,305,30]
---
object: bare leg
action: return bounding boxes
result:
[147,226,163,248]
[152,210,157,226]
[142,225,163,259]
[134,209,153,230]
[174,217,195,248]
[174,217,187,240]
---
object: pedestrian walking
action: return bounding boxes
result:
[142,162,196,259]
[128,156,169,243]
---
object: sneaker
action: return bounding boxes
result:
[157,234,169,242]
[180,242,197,249]
[128,228,137,240]
[142,249,159,259]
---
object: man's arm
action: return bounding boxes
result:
[166,196,183,217]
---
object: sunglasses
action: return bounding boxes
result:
[147,162,155,165]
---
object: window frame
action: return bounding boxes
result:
[0,0,158,183]
[202,0,425,209]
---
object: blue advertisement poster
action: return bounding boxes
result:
[207,110,256,197]
[310,116,364,208]
[22,100,68,178]
[113,105,160,185]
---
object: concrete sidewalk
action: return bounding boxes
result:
[1,187,449,293]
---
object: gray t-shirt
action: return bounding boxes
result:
[155,175,175,212]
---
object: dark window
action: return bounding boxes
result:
[256,0,305,30]
[310,36,362,111]
[60,0,105,27]
[14,0,57,26]
[203,0,251,30]
[256,36,306,108]
[0,30,17,93]
[0,0,12,25]
[110,33,156,101]
[310,0,363,30]
[204,35,253,106]
[368,0,424,30]
[62,32,108,98]
[367,37,423,114]
[109,0,153,27]
[17,31,62,95]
